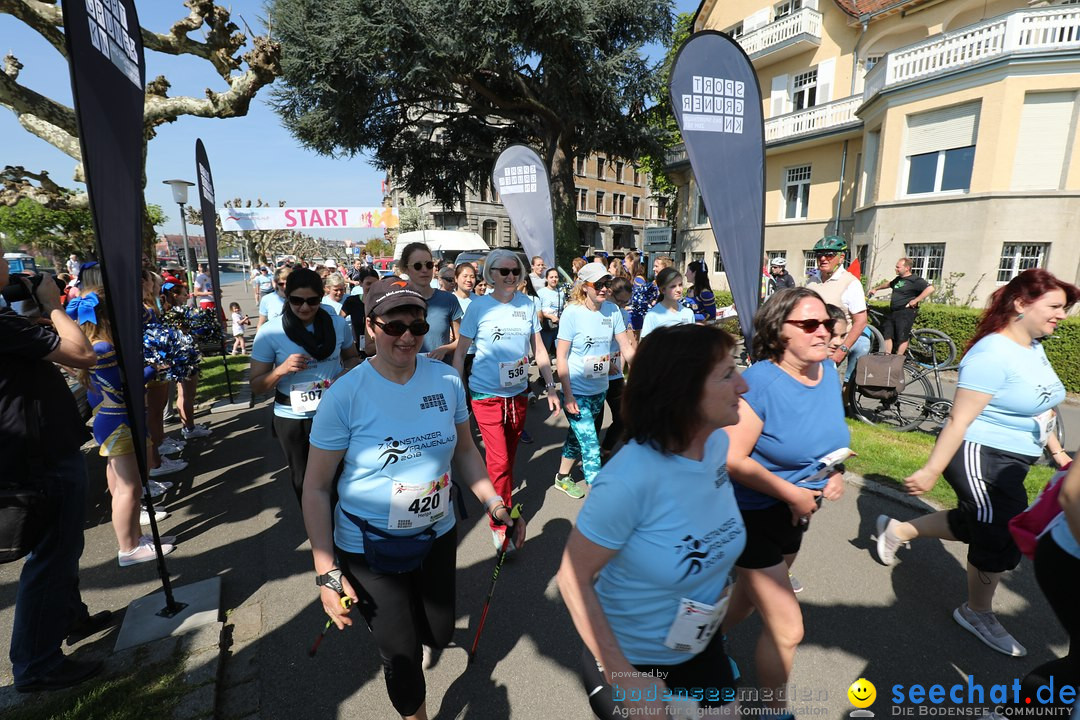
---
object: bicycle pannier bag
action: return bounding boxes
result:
[854,353,906,401]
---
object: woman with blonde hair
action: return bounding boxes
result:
[397,242,462,362]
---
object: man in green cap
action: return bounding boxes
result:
[805,236,869,381]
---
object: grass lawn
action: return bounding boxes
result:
[196,353,249,404]
[845,419,1057,508]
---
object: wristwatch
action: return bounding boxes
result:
[839,344,850,355]
[315,568,344,594]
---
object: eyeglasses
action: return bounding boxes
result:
[493,267,521,277]
[412,261,435,271]
[371,318,430,337]
[785,318,839,333]
[288,295,322,307]
[588,279,613,291]
[815,252,838,260]
[277,281,287,286]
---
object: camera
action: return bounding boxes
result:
[1,272,65,315]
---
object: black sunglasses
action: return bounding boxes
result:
[412,261,435,271]
[372,318,430,337]
[288,295,322,307]
[589,278,613,291]
[785,318,839,333]
[493,267,522,277]
[815,252,838,260]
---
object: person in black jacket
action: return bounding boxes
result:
[1,256,111,692]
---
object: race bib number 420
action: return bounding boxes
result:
[388,473,451,530]
[290,379,331,413]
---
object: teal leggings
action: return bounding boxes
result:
[560,391,606,485]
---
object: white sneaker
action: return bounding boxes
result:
[873,515,909,566]
[181,424,211,439]
[139,509,170,526]
[118,538,175,567]
[149,457,187,477]
[158,438,186,455]
[953,603,1027,657]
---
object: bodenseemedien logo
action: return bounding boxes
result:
[849,678,877,718]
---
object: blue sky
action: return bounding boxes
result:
[1,0,699,242]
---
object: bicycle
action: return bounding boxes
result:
[864,304,958,368]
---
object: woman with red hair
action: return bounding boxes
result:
[871,269,1077,657]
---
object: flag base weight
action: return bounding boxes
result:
[113,576,221,652]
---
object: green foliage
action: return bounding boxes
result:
[0,198,95,257]
[270,0,675,266]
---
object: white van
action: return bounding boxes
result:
[392,230,488,264]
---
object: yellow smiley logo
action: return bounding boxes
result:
[848,678,876,709]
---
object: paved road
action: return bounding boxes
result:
[0,280,1068,719]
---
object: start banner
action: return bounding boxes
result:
[220,206,399,232]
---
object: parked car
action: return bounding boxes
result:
[371,256,397,277]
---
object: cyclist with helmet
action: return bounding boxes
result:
[769,258,795,293]
[805,236,868,382]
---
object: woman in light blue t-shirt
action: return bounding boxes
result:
[397,242,462,361]
[558,324,746,718]
[555,263,636,498]
[876,269,1077,658]
[641,267,695,338]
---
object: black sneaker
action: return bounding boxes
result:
[16,658,103,693]
[66,610,114,646]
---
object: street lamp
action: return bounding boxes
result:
[163,179,196,290]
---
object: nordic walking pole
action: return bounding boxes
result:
[469,503,522,664]
[309,596,352,658]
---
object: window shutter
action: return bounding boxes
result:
[1011,91,1075,191]
[804,0,819,10]
[745,8,771,31]
[816,58,835,104]
[905,102,981,156]
[770,74,788,117]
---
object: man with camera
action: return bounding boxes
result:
[1,256,111,692]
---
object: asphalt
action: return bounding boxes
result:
[0,277,1071,719]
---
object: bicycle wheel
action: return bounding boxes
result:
[908,328,957,369]
[865,324,886,354]
[848,363,934,432]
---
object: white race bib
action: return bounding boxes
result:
[609,351,622,377]
[387,473,451,530]
[1036,409,1057,447]
[584,354,609,380]
[663,584,732,654]
[499,356,529,389]
[290,380,330,413]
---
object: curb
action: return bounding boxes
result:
[843,471,945,514]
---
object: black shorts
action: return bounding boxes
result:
[735,501,804,569]
[881,307,916,343]
[943,441,1037,573]
[579,632,737,718]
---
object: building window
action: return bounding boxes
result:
[695,192,709,225]
[657,197,668,221]
[612,194,624,216]
[714,252,725,273]
[803,250,818,279]
[906,147,975,195]
[576,157,586,176]
[577,188,588,211]
[903,243,945,283]
[792,69,817,111]
[632,197,640,218]
[726,22,744,39]
[997,244,1048,282]
[597,157,606,180]
[691,252,705,267]
[482,220,498,247]
[633,169,641,186]
[596,190,605,214]
[784,165,811,220]
[615,161,624,183]
[774,0,803,20]
[767,251,787,263]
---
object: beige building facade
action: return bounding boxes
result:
[667,0,1080,305]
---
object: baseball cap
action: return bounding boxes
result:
[578,262,612,284]
[324,259,337,269]
[364,278,428,317]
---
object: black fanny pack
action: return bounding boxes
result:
[340,507,436,574]
[274,390,292,406]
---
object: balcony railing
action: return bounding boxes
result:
[765,96,862,143]
[865,6,1080,98]
[740,8,822,60]
[664,143,688,169]
[577,210,597,222]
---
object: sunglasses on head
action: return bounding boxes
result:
[288,295,322,307]
[815,252,838,260]
[371,318,430,337]
[785,318,839,333]
[588,278,613,291]
[493,267,521,277]
[412,261,435,271]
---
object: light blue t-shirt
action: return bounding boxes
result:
[576,431,746,665]
[958,334,1065,457]
[420,289,464,354]
[255,274,273,295]
[258,292,285,321]
[557,302,627,397]
[459,293,541,397]
[251,312,351,420]
[640,302,695,338]
[538,286,564,319]
[321,297,343,315]
[731,360,849,510]
[309,357,468,552]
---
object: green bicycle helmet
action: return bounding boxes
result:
[813,235,848,252]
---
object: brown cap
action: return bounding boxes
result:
[364,277,427,317]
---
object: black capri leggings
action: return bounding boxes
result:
[338,527,457,717]
[579,633,736,718]
[601,377,625,454]
[271,413,314,503]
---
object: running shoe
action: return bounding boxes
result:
[421,644,442,671]
[118,538,175,567]
[181,424,212,439]
[788,572,804,594]
[139,509,170,526]
[519,429,534,444]
[148,480,171,498]
[873,514,909,566]
[158,437,186,455]
[953,603,1027,657]
[554,473,585,499]
[149,457,188,477]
